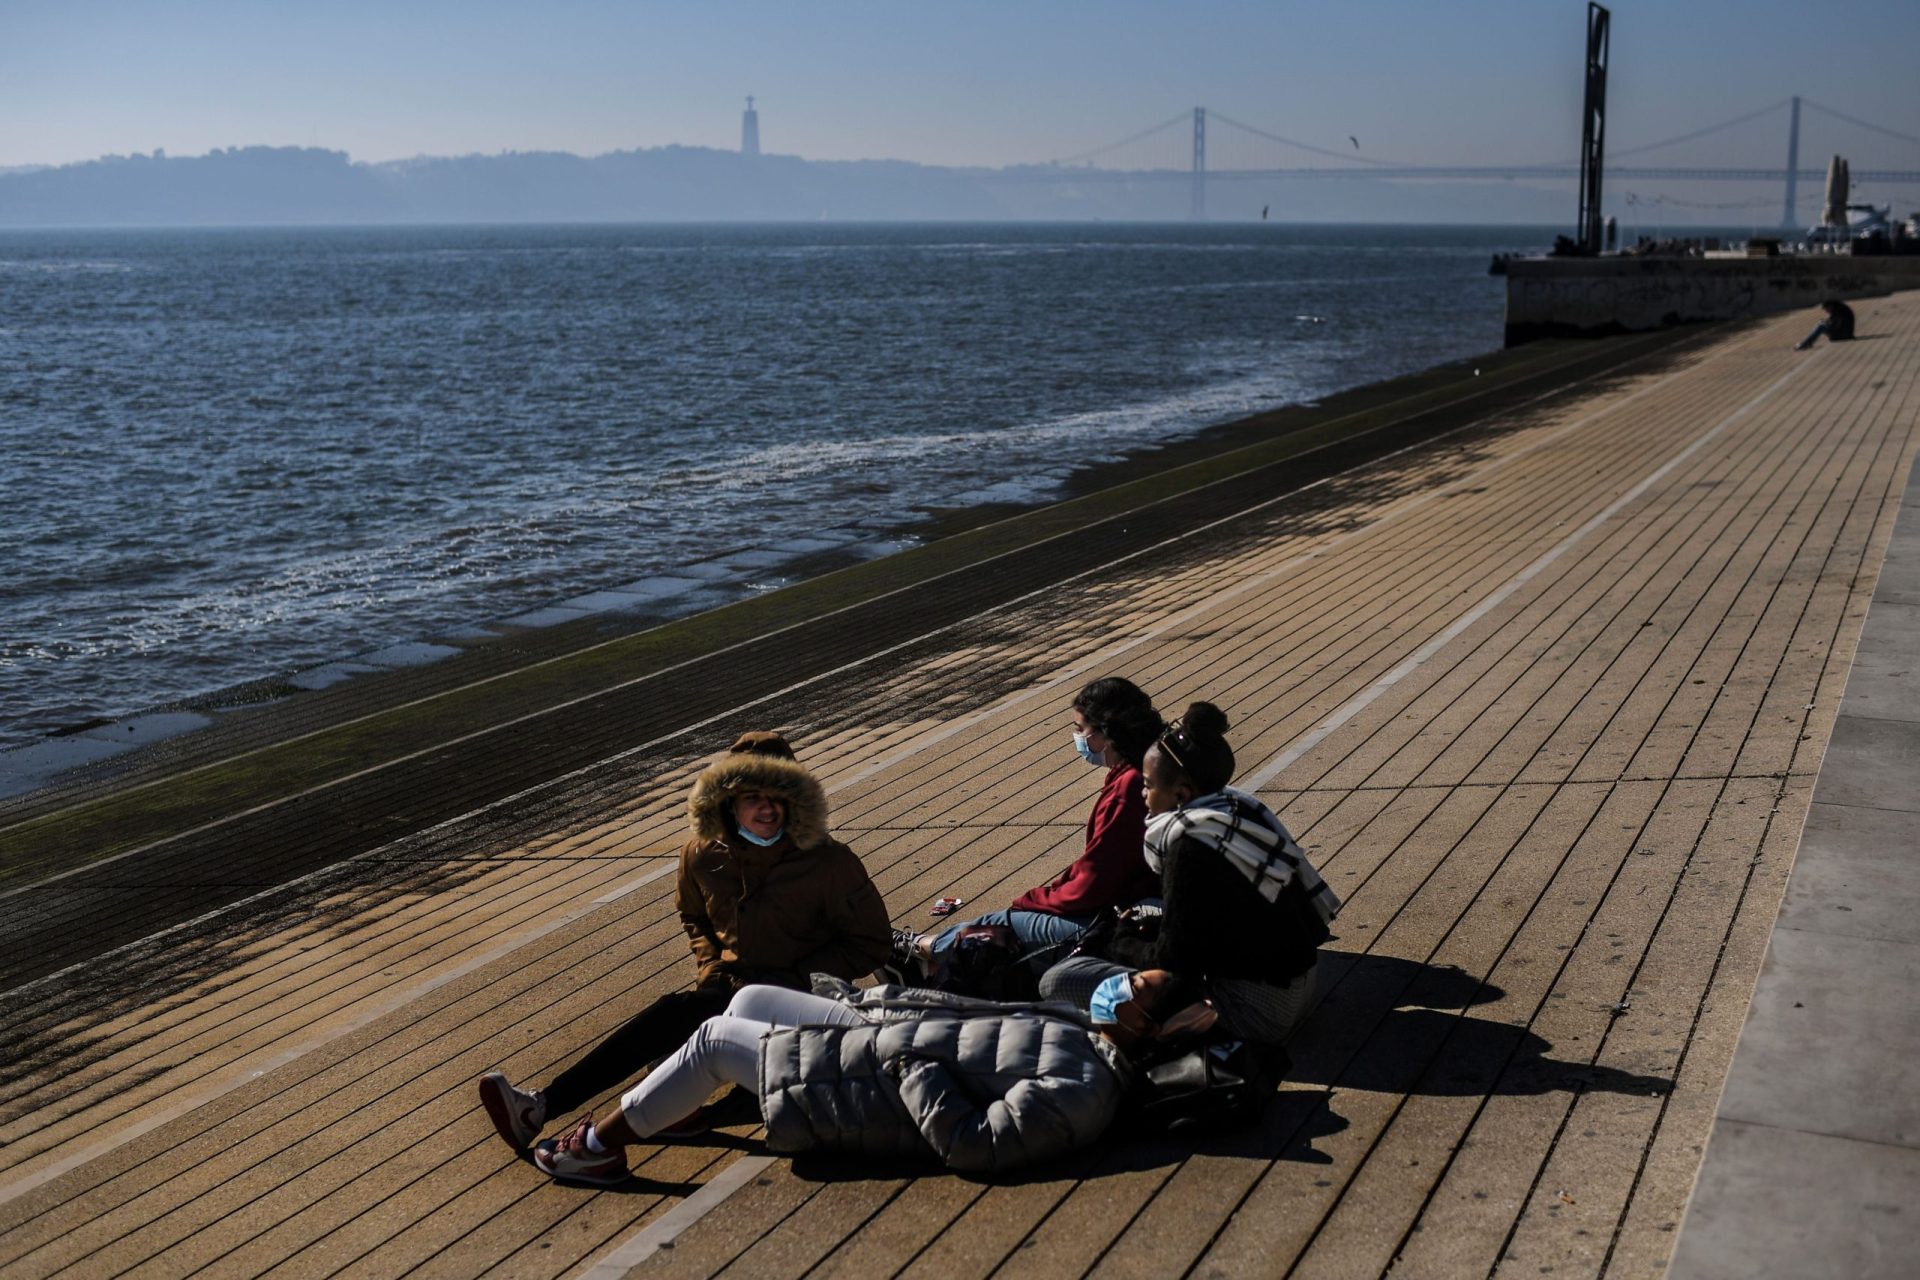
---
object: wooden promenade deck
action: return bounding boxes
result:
[0,298,1914,1278]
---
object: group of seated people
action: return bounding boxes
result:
[478,677,1341,1184]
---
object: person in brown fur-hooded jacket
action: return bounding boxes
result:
[676,730,891,990]
[479,731,891,1154]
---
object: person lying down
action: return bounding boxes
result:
[527,972,1213,1184]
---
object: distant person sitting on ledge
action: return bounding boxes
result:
[1794,298,1855,350]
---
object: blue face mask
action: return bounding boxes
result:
[1088,971,1134,1025]
[1072,731,1106,769]
[736,824,784,848]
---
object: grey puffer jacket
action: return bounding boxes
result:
[757,981,1131,1174]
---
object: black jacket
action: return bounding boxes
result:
[1149,831,1329,985]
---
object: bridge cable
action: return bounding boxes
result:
[1204,111,1398,166]
[1517,97,1791,169]
[1800,99,1920,150]
[1045,112,1194,167]
[1028,99,1918,183]
[1608,98,1792,158]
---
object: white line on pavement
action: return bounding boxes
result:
[1241,355,1814,793]
[577,1156,778,1279]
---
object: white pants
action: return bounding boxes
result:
[616,985,863,1136]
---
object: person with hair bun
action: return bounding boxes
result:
[1039,702,1341,1046]
[892,676,1166,979]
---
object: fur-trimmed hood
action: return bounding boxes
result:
[687,751,829,849]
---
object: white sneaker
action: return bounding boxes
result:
[478,1072,547,1152]
[533,1119,629,1186]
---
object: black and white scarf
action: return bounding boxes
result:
[1144,788,1342,927]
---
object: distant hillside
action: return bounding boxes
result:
[0,144,1577,226]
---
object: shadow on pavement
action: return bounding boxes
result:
[785,953,1667,1186]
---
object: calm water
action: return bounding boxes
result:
[0,222,1543,750]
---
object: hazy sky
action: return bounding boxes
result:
[3,0,1916,174]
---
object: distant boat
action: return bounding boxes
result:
[1805,202,1893,245]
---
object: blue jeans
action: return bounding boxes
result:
[1796,320,1849,350]
[928,908,1094,973]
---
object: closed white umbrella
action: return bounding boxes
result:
[1823,155,1849,229]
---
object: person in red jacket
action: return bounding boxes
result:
[895,677,1164,977]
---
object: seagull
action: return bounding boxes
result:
[1261,205,1269,221]
[1349,135,1360,150]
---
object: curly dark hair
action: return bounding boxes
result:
[1072,676,1164,768]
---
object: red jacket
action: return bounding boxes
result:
[1011,763,1158,916]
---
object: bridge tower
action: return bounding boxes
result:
[742,95,761,158]
[1576,3,1610,254]
[1781,95,1802,228]
[1191,107,1207,222]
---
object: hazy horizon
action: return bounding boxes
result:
[4,1,1916,176]
[0,143,1594,227]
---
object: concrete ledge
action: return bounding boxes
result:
[709,548,793,571]
[1713,925,1920,1148]
[555,590,665,613]
[0,737,130,799]
[1505,254,1920,344]
[359,642,462,669]
[1672,457,1920,1277]
[1,711,222,798]
[497,605,598,628]
[286,662,383,691]
[1776,803,1920,946]
[76,711,214,747]
[1668,1120,1920,1280]
[605,576,705,599]
[1835,650,1920,723]
[433,624,507,643]
[1874,528,1920,606]
[1809,713,1920,811]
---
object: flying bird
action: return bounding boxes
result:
[1261,205,1269,221]
[1348,135,1360,150]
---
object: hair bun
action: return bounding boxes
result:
[1181,701,1229,742]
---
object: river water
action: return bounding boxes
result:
[0,221,1545,749]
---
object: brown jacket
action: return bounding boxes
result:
[675,748,891,990]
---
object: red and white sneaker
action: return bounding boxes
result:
[532,1119,629,1186]
[477,1072,547,1153]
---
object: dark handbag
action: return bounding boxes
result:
[1129,1036,1286,1134]
[1071,906,1161,968]
[934,924,1038,1001]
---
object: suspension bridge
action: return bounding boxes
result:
[995,96,1920,225]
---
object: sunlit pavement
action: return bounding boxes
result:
[0,301,1913,1278]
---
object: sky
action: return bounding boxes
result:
[3,0,1917,181]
